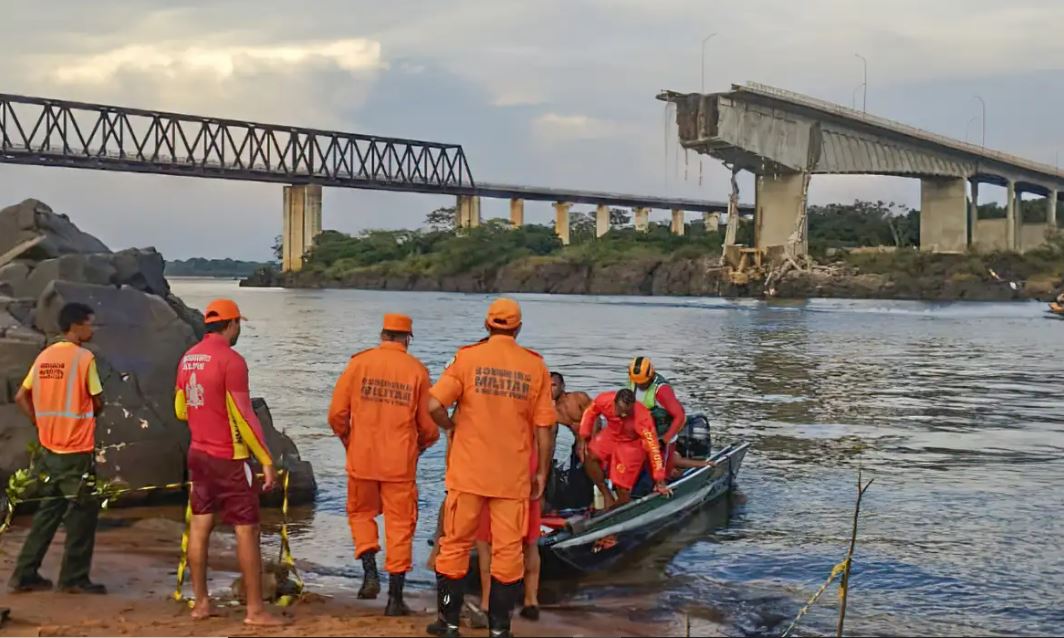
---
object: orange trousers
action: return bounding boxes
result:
[435,490,527,584]
[346,478,418,574]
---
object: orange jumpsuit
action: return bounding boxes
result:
[328,341,439,574]
[580,391,666,490]
[431,335,556,584]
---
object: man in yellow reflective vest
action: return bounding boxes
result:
[9,302,106,595]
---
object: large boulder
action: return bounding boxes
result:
[0,200,315,503]
[0,199,110,259]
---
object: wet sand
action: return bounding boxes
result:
[0,513,699,637]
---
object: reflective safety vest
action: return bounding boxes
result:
[628,373,672,438]
[29,342,97,454]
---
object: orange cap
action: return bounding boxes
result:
[203,298,246,324]
[382,313,413,334]
[485,298,522,330]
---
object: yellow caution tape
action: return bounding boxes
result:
[1,464,302,609]
[780,558,850,638]
[172,491,194,607]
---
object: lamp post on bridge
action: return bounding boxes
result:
[701,33,717,93]
[973,95,987,148]
[854,53,868,112]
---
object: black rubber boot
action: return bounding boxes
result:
[488,578,522,638]
[357,551,380,600]
[426,573,463,637]
[384,572,411,617]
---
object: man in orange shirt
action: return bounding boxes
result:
[9,302,105,595]
[579,389,671,510]
[426,298,556,638]
[327,313,439,616]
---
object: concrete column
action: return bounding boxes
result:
[634,207,650,232]
[554,202,571,245]
[595,204,610,238]
[919,177,968,253]
[968,179,979,248]
[754,173,807,254]
[281,183,322,272]
[1006,180,1017,251]
[456,195,481,229]
[509,198,524,227]
[671,209,685,236]
[1048,190,1058,229]
[703,212,721,232]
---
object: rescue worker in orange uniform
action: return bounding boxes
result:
[426,298,556,638]
[328,313,439,616]
[579,389,671,510]
[174,299,285,627]
[9,302,106,594]
[627,356,686,472]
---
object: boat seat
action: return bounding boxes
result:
[540,515,569,530]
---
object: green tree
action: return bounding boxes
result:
[425,206,457,232]
[272,235,283,261]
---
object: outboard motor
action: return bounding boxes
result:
[679,414,712,459]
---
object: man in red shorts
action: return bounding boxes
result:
[579,389,670,510]
[174,299,285,627]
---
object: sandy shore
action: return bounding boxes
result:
[0,510,690,637]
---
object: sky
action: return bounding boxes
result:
[0,0,1061,260]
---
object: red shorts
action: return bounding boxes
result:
[476,498,541,545]
[589,432,646,490]
[188,449,260,526]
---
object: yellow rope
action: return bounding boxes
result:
[780,558,849,638]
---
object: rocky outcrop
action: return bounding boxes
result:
[0,199,315,504]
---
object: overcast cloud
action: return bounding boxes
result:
[0,0,1061,259]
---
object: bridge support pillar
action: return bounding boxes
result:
[919,177,967,253]
[634,207,650,232]
[596,204,610,238]
[456,195,481,229]
[509,198,524,227]
[1048,190,1058,229]
[703,212,721,233]
[554,202,571,245]
[754,173,807,255]
[671,209,685,236]
[281,184,322,272]
[1006,180,1017,251]
[968,180,979,247]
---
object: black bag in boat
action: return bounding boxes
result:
[544,447,594,511]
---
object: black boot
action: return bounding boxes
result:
[488,578,522,638]
[357,551,380,600]
[385,572,411,617]
[426,573,463,637]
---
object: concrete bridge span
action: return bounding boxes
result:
[661,82,1064,255]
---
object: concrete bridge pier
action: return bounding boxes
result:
[754,173,807,256]
[634,207,650,232]
[671,209,685,236]
[281,183,322,272]
[456,195,481,229]
[704,212,721,233]
[1006,180,1017,251]
[554,202,571,245]
[596,204,610,237]
[1018,188,1058,253]
[509,198,524,227]
[919,177,968,253]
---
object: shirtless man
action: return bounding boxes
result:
[551,372,592,446]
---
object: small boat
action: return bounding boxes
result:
[537,441,749,578]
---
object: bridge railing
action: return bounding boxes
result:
[0,93,475,192]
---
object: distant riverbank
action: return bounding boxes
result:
[241,251,1060,302]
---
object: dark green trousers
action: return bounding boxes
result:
[10,450,99,588]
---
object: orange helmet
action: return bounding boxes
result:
[628,356,655,385]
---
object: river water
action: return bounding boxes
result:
[171,279,1064,636]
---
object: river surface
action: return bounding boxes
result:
[171,279,1064,636]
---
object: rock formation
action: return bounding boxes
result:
[0,199,315,504]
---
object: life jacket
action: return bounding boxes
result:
[31,342,97,454]
[628,372,672,438]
